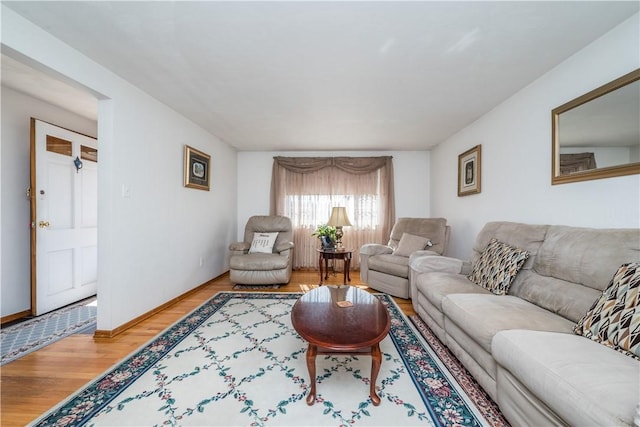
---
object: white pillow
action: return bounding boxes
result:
[393,233,431,257]
[249,232,279,254]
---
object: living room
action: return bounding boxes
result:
[2,2,639,339]
[2,2,640,425]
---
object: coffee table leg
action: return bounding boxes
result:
[370,343,382,406]
[306,344,318,405]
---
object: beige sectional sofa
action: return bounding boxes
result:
[409,221,640,427]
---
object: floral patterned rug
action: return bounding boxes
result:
[30,292,503,426]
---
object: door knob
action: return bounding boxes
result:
[38,221,50,228]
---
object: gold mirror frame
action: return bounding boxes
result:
[552,68,640,185]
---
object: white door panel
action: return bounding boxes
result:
[32,119,98,315]
[80,166,98,227]
[46,161,73,229]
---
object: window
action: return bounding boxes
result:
[271,157,394,269]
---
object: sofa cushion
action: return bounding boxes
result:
[468,239,529,295]
[415,272,490,335]
[417,272,490,311]
[574,262,640,360]
[248,232,278,254]
[368,253,409,278]
[393,232,431,257]
[493,330,640,427]
[442,294,575,353]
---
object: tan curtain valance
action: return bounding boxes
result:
[270,156,394,221]
[272,156,391,175]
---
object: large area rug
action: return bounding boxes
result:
[30,292,505,426]
[1,297,97,366]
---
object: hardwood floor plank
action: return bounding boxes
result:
[0,270,415,426]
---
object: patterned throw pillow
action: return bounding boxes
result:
[468,238,529,295]
[248,232,279,254]
[574,262,640,360]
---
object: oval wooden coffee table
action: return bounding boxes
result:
[291,285,391,406]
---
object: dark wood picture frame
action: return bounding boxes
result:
[184,145,211,191]
[458,144,481,196]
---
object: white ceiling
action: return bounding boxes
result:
[3,1,638,151]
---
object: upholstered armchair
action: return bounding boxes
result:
[229,215,294,285]
[360,217,449,299]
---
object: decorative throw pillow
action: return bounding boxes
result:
[394,233,432,257]
[574,262,640,360]
[468,238,529,295]
[248,232,278,254]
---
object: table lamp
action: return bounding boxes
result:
[327,207,352,250]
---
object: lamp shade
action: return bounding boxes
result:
[327,207,352,227]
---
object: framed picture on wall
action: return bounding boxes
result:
[458,144,481,196]
[184,145,211,191]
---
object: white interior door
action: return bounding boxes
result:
[31,119,98,315]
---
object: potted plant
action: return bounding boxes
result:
[312,224,337,249]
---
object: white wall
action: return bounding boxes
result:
[2,6,238,330]
[0,86,98,316]
[236,151,430,240]
[431,13,640,259]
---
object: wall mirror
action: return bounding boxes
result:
[552,68,640,185]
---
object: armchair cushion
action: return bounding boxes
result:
[368,254,410,278]
[394,233,432,257]
[230,253,290,271]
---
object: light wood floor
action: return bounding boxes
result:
[1,270,415,426]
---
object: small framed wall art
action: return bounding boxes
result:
[184,145,211,191]
[458,144,481,196]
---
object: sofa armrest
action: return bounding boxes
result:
[410,255,471,275]
[275,241,294,253]
[360,243,393,256]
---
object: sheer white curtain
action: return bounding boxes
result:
[271,157,394,270]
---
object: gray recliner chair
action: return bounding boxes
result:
[229,215,294,285]
[360,217,449,299]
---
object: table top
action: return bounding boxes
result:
[291,286,390,351]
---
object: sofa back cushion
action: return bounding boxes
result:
[472,222,548,271]
[526,226,640,322]
[388,217,449,255]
